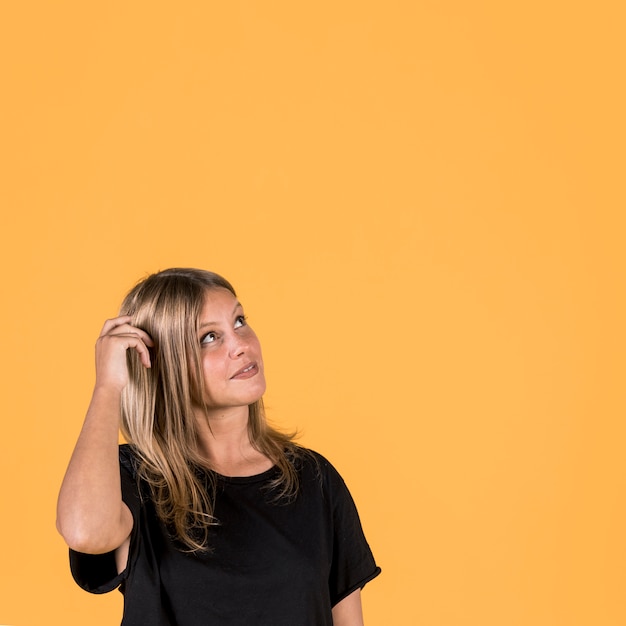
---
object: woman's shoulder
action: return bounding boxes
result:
[291,445,349,489]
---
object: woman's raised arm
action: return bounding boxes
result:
[56,316,152,554]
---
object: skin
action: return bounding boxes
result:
[57,288,364,625]
[192,289,272,475]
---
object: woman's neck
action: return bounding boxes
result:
[194,406,273,477]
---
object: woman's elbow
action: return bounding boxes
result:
[56,515,125,554]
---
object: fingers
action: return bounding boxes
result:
[100,315,133,337]
[114,334,152,369]
[95,317,155,385]
[100,316,154,347]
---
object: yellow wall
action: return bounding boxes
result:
[1,2,625,624]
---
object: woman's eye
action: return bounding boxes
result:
[201,332,217,345]
[234,315,247,329]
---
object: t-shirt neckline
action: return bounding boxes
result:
[215,466,278,485]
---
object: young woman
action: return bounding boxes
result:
[57,268,380,625]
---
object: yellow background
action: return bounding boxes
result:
[1,1,625,624]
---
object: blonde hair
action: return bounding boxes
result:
[119,268,300,552]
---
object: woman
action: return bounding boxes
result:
[57,268,380,625]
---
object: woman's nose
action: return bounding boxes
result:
[228,333,247,358]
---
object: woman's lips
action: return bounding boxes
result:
[230,363,258,379]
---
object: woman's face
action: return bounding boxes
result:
[195,288,266,416]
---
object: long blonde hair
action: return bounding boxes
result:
[119,268,300,552]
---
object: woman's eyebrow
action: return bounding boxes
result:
[198,302,242,330]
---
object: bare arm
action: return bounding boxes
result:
[56,316,152,554]
[332,589,364,626]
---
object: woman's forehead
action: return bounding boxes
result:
[199,288,241,321]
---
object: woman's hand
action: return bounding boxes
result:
[94,315,154,392]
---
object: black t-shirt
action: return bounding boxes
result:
[70,445,380,625]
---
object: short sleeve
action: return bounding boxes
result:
[322,458,381,606]
[69,445,141,594]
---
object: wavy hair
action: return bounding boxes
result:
[119,268,300,552]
